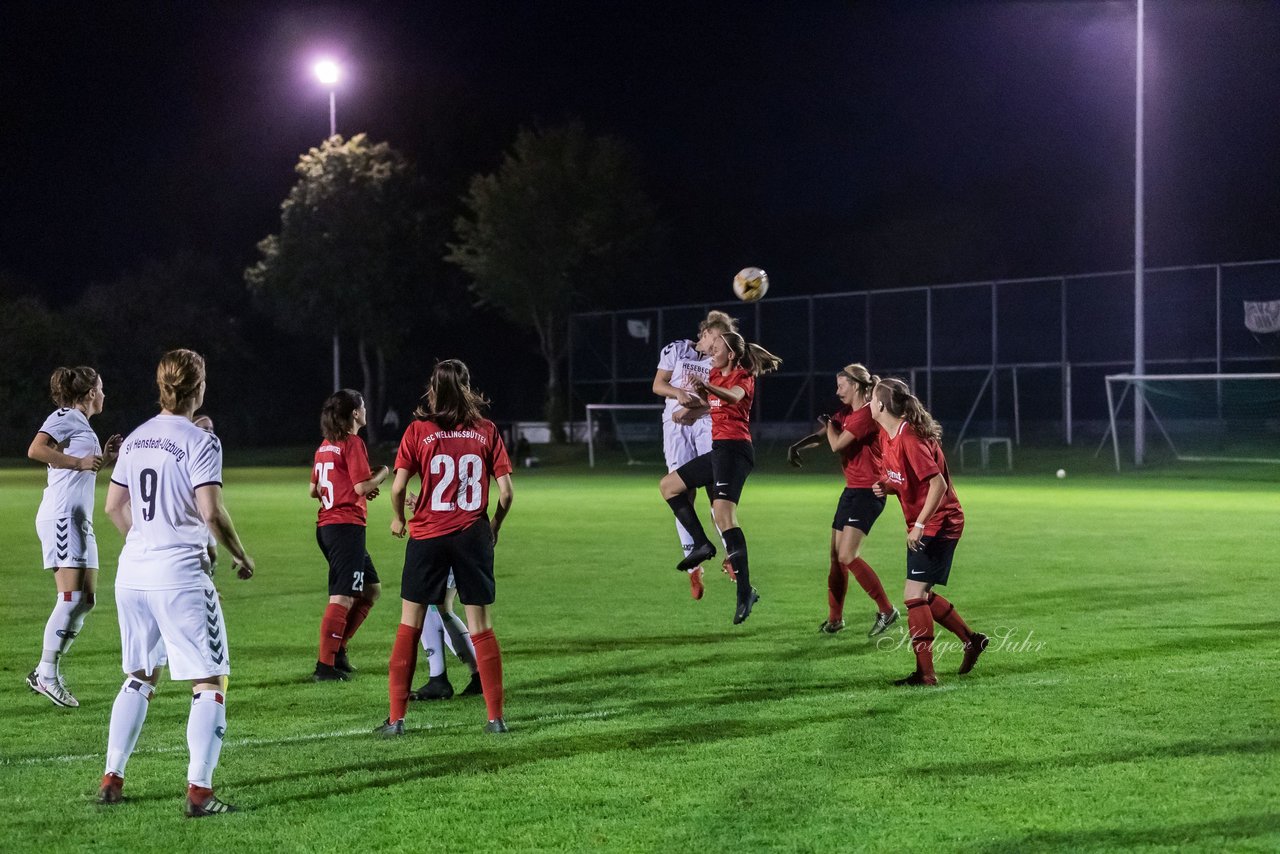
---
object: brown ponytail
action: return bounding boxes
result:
[413,359,489,430]
[321,389,364,442]
[720,331,782,377]
[49,366,98,408]
[874,377,942,443]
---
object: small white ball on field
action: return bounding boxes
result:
[1056,468,1067,479]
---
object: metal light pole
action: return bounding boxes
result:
[314,60,341,391]
[1133,0,1146,465]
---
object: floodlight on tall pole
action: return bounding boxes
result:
[1133,0,1146,465]
[314,59,342,390]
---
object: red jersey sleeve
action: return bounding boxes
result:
[902,431,943,482]
[347,435,373,485]
[395,424,421,476]
[490,427,514,478]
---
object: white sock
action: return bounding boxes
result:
[187,691,227,788]
[440,609,477,671]
[106,678,154,777]
[420,607,447,678]
[676,520,699,575]
[38,592,80,678]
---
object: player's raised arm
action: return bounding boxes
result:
[787,419,829,467]
[356,465,390,498]
[28,432,100,471]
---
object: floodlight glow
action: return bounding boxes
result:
[314,60,340,86]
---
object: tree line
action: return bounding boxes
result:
[1,124,659,455]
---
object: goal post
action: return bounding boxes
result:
[585,404,665,468]
[1103,373,1280,470]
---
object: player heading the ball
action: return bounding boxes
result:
[658,330,781,625]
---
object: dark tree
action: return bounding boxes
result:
[446,123,659,440]
[246,134,431,441]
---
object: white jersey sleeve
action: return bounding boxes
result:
[113,415,225,590]
[35,408,101,522]
[656,340,712,423]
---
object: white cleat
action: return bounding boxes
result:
[27,670,79,708]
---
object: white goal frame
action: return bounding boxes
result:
[585,404,665,468]
[1102,372,1280,471]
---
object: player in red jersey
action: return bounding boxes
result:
[871,378,987,686]
[309,390,389,682]
[659,331,782,625]
[788,364,898,637]
[378,360,514,735]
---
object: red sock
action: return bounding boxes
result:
[928,593,972,643]
[388,623,421,723]
[471,628,504,721]
[847,558,893,614]
[905,598,935,680]
[318,603,349,665]
[342,598,373,645]
[827,557,848,622]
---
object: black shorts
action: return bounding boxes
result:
[831,488,886,534]
[401,518,495,607]
[316,524,379,596]
[676,440,754,504]
[906,536,959,586]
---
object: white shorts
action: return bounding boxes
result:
[115,581,230,681]
[663,418,712,473]
[36,516,98,570]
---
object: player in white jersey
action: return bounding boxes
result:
[97,349,256,818]
[652,310,738,599]
[25,366,121,708]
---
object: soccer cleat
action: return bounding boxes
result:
[28,670,79,708]
[184,786,238,817]
[676,542,716,572]
[721,558,738,582]
[459,672,484,697]
[868,607,900,638]
[818,619,845,634]
[373,718,405,737]
[312,662,349,682]
[411,674,454,701]
[97,773,124,805]
[958,632,989,675]
[333,648,355,674]
[483,717,509,734]
[733,588,760,625]
[893,670,938,687]
[689,566,705,600]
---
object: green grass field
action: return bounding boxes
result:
[1,452,1277,852]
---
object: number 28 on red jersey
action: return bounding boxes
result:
[394,419,513,539]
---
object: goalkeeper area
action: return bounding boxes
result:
[2,459,1277,850]
[1105,373,1280,469]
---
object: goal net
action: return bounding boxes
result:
[585,404,666,468]
[1103,373,1280,469]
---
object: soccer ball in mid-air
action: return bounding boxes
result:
[732,267,769,302]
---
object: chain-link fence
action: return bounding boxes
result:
[570,260,1280,449]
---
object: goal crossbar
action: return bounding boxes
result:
[1104,373,1280,471]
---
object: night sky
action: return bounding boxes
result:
[4,0,1280,308]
